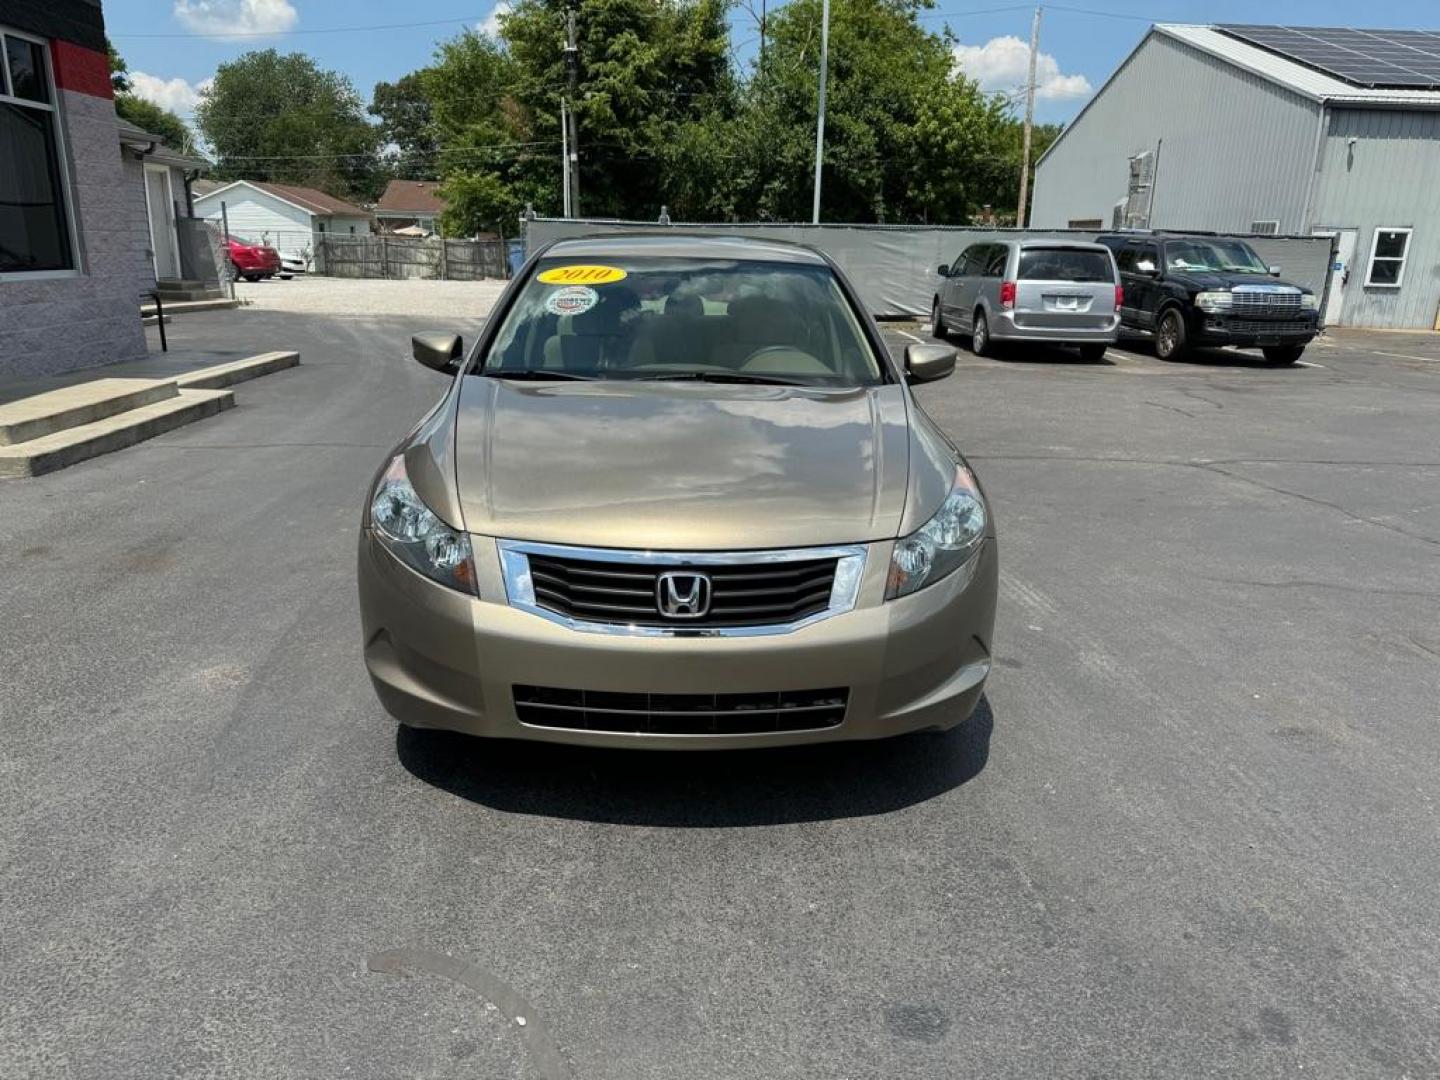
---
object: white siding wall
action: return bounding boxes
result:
[1312,109,1440,329]
[1032,31,1322,234]
[325,215,371,236]
[193,186,316,254]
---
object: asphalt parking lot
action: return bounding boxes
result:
[3,302,1438,1078]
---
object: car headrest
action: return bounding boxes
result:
[664,293,704,319]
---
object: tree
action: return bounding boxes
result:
[370,72,439,180]
[116,97,193,152]
[106,39,194,154]
[195,50,382,198]
[106,37,131,95]
[727,0,1014,223]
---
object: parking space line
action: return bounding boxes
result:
[1373,350,1438,364]
[893,329,925,344]
[1296,360,1324,368]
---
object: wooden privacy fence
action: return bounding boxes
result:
[314,235,508,280]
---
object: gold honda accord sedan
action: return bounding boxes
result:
[358,235,997,748]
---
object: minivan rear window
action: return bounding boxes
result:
[1017,249,1113,283]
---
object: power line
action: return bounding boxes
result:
[110,15,487,40]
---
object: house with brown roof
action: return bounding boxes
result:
[374,180,446,235]
[191,180,372,259]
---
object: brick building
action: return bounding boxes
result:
[1,1,158,377]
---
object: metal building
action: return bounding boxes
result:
[1031,24,1440,330]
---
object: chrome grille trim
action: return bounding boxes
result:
[496,540,868,637]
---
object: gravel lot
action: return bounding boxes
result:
[2,305,1438,1078]
[234,274,508,318]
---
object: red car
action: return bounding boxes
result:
[225,237,282,282]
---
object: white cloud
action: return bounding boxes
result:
[478,2,512,38]
[953,35,1093,101]
[128,71,211,115]
[173,0,298,38]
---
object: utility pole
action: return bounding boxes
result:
[560,98,571,217]
[811,0,830,224]
[564,9,580,218]
[1017,5,1042,228]
[759,0,767,75]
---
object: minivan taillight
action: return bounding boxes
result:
[999,281,1016,309]
[1114,284,1124,311]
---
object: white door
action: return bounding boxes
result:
[143,166,180,280]
[1312,227,1357,326]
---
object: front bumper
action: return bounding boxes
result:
[357,532,998,749]
[1193,312,1319,347]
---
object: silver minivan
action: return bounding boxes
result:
[932,240,1121,360]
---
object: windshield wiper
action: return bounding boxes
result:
[628,371,812,387]
[479,369,594,381]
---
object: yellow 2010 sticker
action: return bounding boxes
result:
[537,264,628,285]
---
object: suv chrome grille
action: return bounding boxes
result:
[513,685,849,734]
[526,553,838,628]
[1230,289,1302,314]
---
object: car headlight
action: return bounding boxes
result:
[886,465,987,599]
[1195,291,1233,313]
[369,455,477,594]
[1300,292,1319,311]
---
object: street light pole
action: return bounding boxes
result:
[1017,5,1042,227]
[564,9,580,217]
[811,0,830,224]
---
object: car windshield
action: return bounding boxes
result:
[1018,248,1113,282]
[479,256,887,386]
[1164,239,1269,274]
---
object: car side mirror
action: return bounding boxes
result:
[905,343,957,383]
[1268,265,1282,277]
[412,332,463,373]
[936,263,951,277]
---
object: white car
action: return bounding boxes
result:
[278,250,309,279]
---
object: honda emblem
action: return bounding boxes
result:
[656,570,711,619]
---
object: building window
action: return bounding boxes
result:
[1250,220,1279,236]
[0,27,74,276]
[1364,227,1411,288]
[1068,218,1104,230]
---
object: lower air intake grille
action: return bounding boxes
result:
[1224,318,1313,335]
[513,685,849,734]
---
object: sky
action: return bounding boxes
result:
[103,0,1440,131]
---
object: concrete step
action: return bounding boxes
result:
[173,351,299,390]
[152,287,227,302]
[0,378,177,447]
[141,296,239,314]
[0,389,235,478]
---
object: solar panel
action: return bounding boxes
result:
[1217,24,1440,90]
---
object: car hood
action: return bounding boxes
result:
[1167,270,1306,292]
[449,378,914,549]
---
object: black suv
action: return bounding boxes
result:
[1096,232,1320,365]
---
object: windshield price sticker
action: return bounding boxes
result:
[537,265,628,285]
[545,285,600,317]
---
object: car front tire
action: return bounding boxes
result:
[931,298,947,339]
[1155,308,1188,361]
[1262,345,1305,366]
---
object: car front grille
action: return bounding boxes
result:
[526,552,838,628]
[513,685,849,734]
[1223,318,1313,335]
[1230,290,1302,314]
